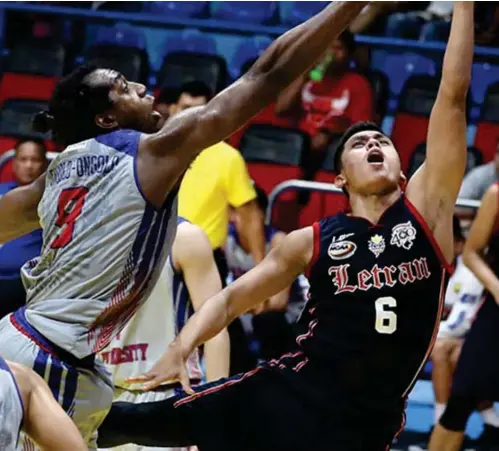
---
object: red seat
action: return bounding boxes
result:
[391,113,429,173]
[475,122,499,163]
[0,73,57,103]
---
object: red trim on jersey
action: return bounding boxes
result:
[305,222,321,279]
[173,366,263,408]
[404,198,454,274]
[10,314,54,358]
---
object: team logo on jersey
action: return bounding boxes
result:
[328,240,357,260]
[390,221,417,250]
[331,233,355,243]
[368,234,386,258]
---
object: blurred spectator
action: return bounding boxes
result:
[458,139,499,201]
[226,185,309,361]
[276,31,374,159]
[475,3,499,46]
[385,1,453,41]
[174,81,266,374]
[153,87,179,124]
[0,139,46,319]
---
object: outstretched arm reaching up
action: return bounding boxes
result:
[138,2,367,206]
[406,2,474,264]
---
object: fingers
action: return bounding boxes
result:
[180,370,195,395]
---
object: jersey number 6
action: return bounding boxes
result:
[50,187,89,249]
[375,296,397,334]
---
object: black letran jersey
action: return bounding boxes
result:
[297,195,451,406]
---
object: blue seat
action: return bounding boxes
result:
[229,35,272,79]
[163,28,217,57]
[211,1,277,24]
[279,1,328,26]
[471,62,499,105]
[376,52,437,96]
[94,23,145,49]
[143,1,207,17]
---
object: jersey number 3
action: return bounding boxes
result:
[375,296,397,334]
[50,187,89,249]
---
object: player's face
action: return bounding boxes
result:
[335,130,405,196]
[95,70,162,134]
[13,142,46,186]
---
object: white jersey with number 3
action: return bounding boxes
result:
[21,129,178,359]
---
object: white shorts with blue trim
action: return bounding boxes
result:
[0,308,113,450]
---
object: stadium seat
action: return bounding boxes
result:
[94,23,146,49]
[95,1,143,13]
[240,125,308,231]
[279,2,328,26]
[162,29,217,57]
[157,52,227,94]
[228,35,272,80]
[471,62,499,105]
[375,52,437,96]
[85,44,149,84]
[0,73,57,104]
[6,39,67,77]
[475,82,499,163]
[143,1,207,17]
[0,99,49,139]
[391,75,440,173]
[211,2,277,24]
[364,69,389,124]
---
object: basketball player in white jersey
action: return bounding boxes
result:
[0,2,366,447]
[0,356,86,451]
[99,218,229,451]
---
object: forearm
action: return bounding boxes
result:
[239,213,266,265]
[203,329,230,381]
[440,2,473,102]
[250,2,367,93]
[0,197,39,243]
[462,251,499,299]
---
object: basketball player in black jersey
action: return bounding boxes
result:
[98,3,474,450]
[429,181,499,450]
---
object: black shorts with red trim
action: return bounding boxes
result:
[451,294,499,401]
[98,353,405,451]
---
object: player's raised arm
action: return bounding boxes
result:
[139,2,366,197]
[129,227,314,391]
[0,174,44,243]
[406,2,473,258]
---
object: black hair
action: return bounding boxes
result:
[156,86,179,105]
[32,64,114,147]
[338,30,356,55]
[333,121,384,173]
[15,137,47,159]
[254,184,268,212]
[176,80,213,103]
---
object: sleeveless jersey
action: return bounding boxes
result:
[99,218,203,389]
[0,357,23,451]
[297,195,450,405]
[226,223,309,308]
[21,130,178,359]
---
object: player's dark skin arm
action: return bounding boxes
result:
[406,2,473,264]
[0,174,45,243]
[137,1,367,207]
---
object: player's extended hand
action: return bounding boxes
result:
[124,342,195,394]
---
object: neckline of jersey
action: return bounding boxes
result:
[339,195,403,228]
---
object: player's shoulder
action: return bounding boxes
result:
[92,129,142,155]
[176,221,211,250]
[4,361,32,405]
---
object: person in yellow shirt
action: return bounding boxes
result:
[174,81,266,374]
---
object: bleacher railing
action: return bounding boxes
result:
[265,179,481,226]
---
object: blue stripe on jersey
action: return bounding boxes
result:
[33,350,48,381]
[48,356,63,400]
[62,369,78,415]
[173,272,190,332]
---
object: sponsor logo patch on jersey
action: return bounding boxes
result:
[390,221,417,250]
[368,234,386,258]
[328,240,357,260]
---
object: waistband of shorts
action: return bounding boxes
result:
[11,307,95,370]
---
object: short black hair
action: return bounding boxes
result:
[333,121,384,173]
[176,81,213,103]
[254,184,268,212]
[32,65,114,147]
[15,137,47,159]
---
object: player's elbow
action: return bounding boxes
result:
[461,246,476,270]
[439,76,470,106]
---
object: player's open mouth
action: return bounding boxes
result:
[367,150,384,164]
